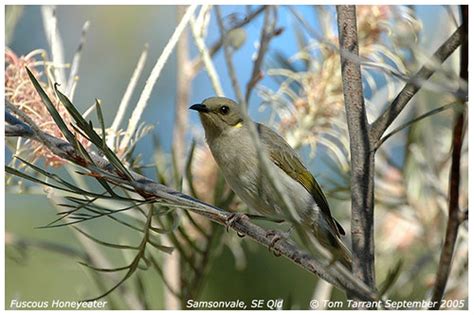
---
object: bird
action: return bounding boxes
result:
[190,96,352,269]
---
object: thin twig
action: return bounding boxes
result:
[288,6,466,100]
[194,4,212,37]
[370,25,464,144]
[41,5,66,85]
[189,13,224,96]
[214,6,245,104]
[374,101,465,150]
[429,108,466,310]
[336,5,376,293]
[429,5,467,310]
[66,21,90,100]
[6,101,74,160]
[119,5,198,152]
[108,44,149,149]
[190,6,266,75]
[244,6,277,106]
[6,110,33,137]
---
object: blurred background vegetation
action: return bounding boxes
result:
[5,5,467,310]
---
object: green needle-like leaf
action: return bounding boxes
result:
[54,85,133,180]
[73,227,139,250]
[25,67,77,147]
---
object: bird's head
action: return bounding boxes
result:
[190,97,244,139]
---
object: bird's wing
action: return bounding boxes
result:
[257,123,345,236]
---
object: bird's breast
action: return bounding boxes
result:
[207,130,269,210]
[207,129,315,219]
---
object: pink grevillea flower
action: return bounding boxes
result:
[5,48,91,167]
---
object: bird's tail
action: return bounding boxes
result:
[330,236,352,270]
[314,227,352,270]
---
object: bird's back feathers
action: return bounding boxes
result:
[256,123,345,237]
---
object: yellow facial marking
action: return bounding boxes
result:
[234,122,243,128]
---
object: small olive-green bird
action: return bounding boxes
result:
[190,97,352,269]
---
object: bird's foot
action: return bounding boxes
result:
[265,230,290,257]
[224,213,249,237]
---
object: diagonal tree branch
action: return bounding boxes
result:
[5,106,380,303]
[429,5,468,309]
[336,5,376,292]
[370,24,464,145]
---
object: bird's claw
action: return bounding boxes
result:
[265,230,284,257]
[224,213,249,237]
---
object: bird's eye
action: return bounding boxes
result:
[219,105,230,115]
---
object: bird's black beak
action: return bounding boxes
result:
[189,104,210,113]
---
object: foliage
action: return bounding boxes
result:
[5,4,467,310]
